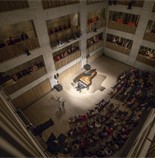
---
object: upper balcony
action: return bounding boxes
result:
[105,33,133,55]
[87,33,104,54]
[42,0,79,9]
[1,56,46,95]
[0,20,40,62]
[108,11,140,34]
[153,3,155,12]
[0,0,29,12]
[136,46,155,67]
[143,20,155,43]
[87,0,105,5]
[46,13,81,50]
[117,0,144,8]
[87,9,106,33]
[53,42,81,70]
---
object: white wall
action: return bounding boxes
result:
[0,0,106,97]
[104,0,155,72]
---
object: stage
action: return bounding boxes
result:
[71,71,106,94]
[23,56,130,145]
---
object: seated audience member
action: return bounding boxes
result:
[8,36,16,45]
[12,74,18,81]
[31,64,38,72]
[112,37,118,44]
[21,32,29,40]
[0,40,5,48]
[54,55,61,62]
[104,147,113,156]
[71,46,76,53]
[64,51,68,57]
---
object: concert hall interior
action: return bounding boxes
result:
[1,0,155,158]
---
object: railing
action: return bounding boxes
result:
[119,109,153,157]
[117,0,144,7]
[55,50,81,70]
[2,67,46,95]
[105,41,130,55]
[49,26,80,48]
[136,54,155,67]
[108,21,136,34]
[143,32,155,43]
[0,90,48,157]
[0,0,29,12]
[0,38,40,62]
[42,0,79,9]
[153,3,155,12]
[87,0,105,5]
[87,40,104,54]
[87,19,106,33]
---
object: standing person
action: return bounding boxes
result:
[61,99,65,112]
[56,96,65,112]
[56,96,61,111]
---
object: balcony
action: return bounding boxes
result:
[117,0,144,7]
[49,25,81,49]
[87,40,104,54]
[42,0,79,9]
[87,19,106,33]
[0,0,29,12]
[0,38,40,62]
[2,67,46,95]
[105,41,130,55]
[87,0,105,5]
[54,50,81,70]
[153,3,155,12]
[143,32,155,43]
[136,54,155,67]
[108,21,136,34]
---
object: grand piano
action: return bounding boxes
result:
[73,69,97,91]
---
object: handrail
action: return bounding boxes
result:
[0,89,49,157]
[119,108,155,157]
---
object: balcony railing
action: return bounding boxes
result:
[143,32,155,43]
[0,0,29,12]
[0,38,40,62]
[117,0,144,7]
[87,0,104,5]
[108,21,136,34]
[87,19,106,33]
[42,0,79,9]
[87,40,104,54]
[153,3,155,12]
[49,25,80,48]
[2,67,46,95]
[136,54,155,67]
[105,41,130,55]
[54,50,81,70]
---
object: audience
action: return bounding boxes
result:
[49,23,81,48]
[53,45,79,62]
[8,36,16,45]
[87,34,103,48]
[110,11,138,27]
[0,61,44,85]
[61,67,153,157]
[139,47,155,59]
[107,34,132,49]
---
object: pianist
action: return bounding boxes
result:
[76,81,85,92]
